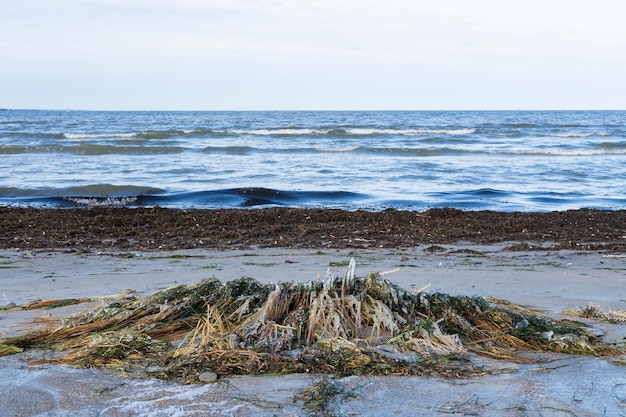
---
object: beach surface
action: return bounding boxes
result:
[1,208,626,416]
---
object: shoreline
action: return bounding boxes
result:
[2,207,626,252]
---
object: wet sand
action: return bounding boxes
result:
[1,208,626,416]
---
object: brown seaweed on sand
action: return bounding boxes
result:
[1,259,623,381]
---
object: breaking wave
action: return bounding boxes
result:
[63,132,139,139]
[0,186,367,209]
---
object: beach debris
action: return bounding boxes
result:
[19,298,88,310]
[0,344,23,356]
[563,303,626,324]
[0,259,623,380]
[296,378,344,416]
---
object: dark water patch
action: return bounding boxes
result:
[73,144,184,155]
[598,141,626,149]
[0,186,367,209]
[2,184,625,212]
[502,123,539,128]
[361,146,478,157]
[526,194,626,211]
[58,184,166,197]
[196,145,491,157]
[0,185,166,207]
[423,189,626,212]
[424,189,517,211]
[195,127,479,138]
[165,188,367,208]
[137,130,187,140]
[202,145,257,154]
[0,144,185,155]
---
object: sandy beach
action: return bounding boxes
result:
[1,208,626,416]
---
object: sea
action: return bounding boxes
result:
[1,109,625,212]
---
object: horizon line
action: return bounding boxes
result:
[2,108,625,112]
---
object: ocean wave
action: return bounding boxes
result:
[0,184,164,198]
[497,148,626,156]
[63,132,138,139]
[202,145,256,154]
[64,196,139,206]
[226,127,477,136]
[230,128,328,136]
[6,142,624,158]
[171,188,366,208]
[430,188,512,198]
[60,184,165,197]
[361,147,476,156]
[598,141,626,149]
[321,145,626,157]
[0,145,29,155]
[356,128,477,136]
[55,127,480,141]
[0,184,164,207]
[547,133,593,138]
[138,130,193,139]
[2,184,625,211]
[3,110,626,212]
[423,188,607,211]
[546,132,611,138]
[201,146,473,156]
[63,129,214,140]
[314,146,361,152]
[85,144,184,155]
[502,123,539,128]
[0,144,185,155]
[0,186,366,208]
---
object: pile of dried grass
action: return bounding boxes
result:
[1,259,624,381]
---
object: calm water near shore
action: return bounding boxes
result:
[1,109,625,211]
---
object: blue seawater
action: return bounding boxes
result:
[1,109,625,211]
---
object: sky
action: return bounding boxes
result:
[2,1,625,110]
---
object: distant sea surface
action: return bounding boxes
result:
[1,109,625,212]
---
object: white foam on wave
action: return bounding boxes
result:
[232,128,327,135]
[314,146,360,152]
[63,132,138,139]
[345,128,476,136]
[498,148,626,156]
[548,133,593,138]
[65,196,139,206]
[547,131,611,138]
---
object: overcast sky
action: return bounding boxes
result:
[2,1,625,110]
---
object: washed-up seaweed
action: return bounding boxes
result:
[563,303,626,324]
[1,259,623,379]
